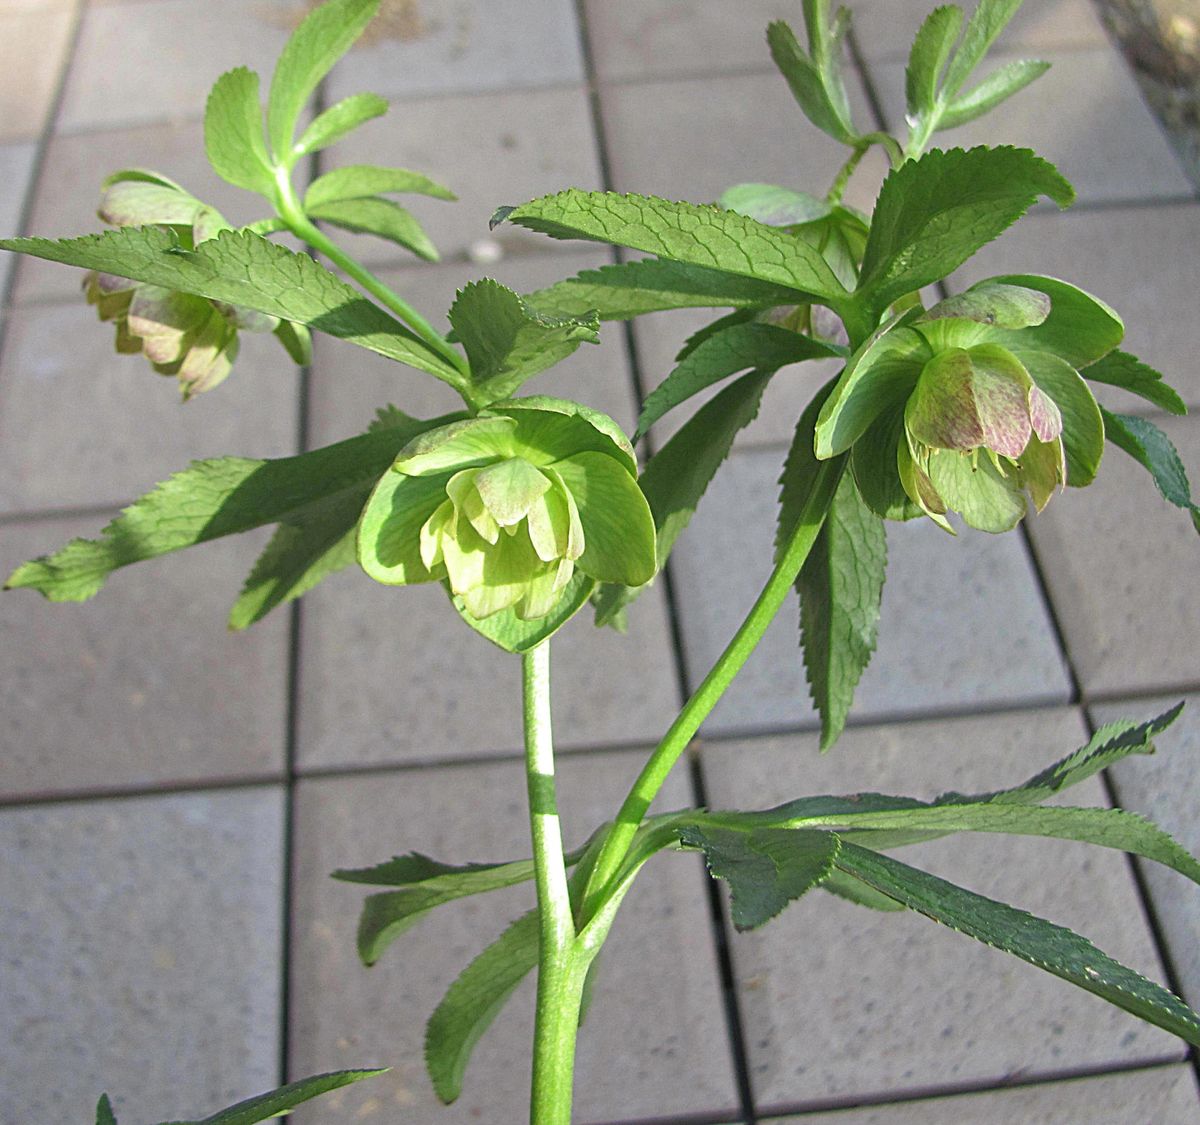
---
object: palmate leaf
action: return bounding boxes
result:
[495,190,849,303]
[854,147,1074,318]
[1082,350,1187,415]
[525,258,805,321]
[0,227,463,385]
[1102,410,1200,532]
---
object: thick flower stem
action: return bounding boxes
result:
[583,457,847,914]
[523,640,585,1124]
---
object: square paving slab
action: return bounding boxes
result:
[0,0,76,143]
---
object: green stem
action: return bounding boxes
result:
[523,640,585,1125]
[584,457,847,911]
[271,169,468,378]
[826,141,868,205]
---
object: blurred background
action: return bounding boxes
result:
[1,1,1198,1122]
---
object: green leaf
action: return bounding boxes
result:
[6,412,452,609]
[942,0,1024,97]
[496,190,848,303]
[305,163,456,207]
[794,470,887,749]
[448,279,600,405]
[852,406,922,520]
[96,1094,118,1125]
[525,258,805,321]
[766,17,856,144]
[855,147,1075,316]
[294,93,390,158]
[821,868,907,911]
[454,569,595,653]
[273,319,312,365]
[425,910,540,1104]
[833,840,1200,1046]
[906,5,963,119]
[719,183,831,226]
[592,370,772,625]
[154,1070,387,1125]
[1021,350,1105,487]
[308,196,440,261]
[635,322,839,441]
[267,0,381,163]
[940,59,1052,130]
[1103,410,1200,531]
[0,227,463,384]
[679,823,839,930]
[1083,351,1187,416]
[203,68,275,196]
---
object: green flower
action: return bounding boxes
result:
[83,170,310,399]
[358,398,657,624]
[814,277,1117,532]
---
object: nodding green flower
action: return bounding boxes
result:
[814,277,1118,533]
[82,170,310,399]
[358,398,657,623]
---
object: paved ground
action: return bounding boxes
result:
[1,1,1198,1122]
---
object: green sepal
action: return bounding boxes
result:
[1082,350,1187,416]
[1021,350,1104,487]
[927,448,1027,532]
[453,569,595,653]
[294,93,390,157]
[489,396,637,475]
[356,469,456,584]
[919,280,1051,331]
[308,196,440,261]
[204,67,275,197]
[1102,410,1200,532]
[305,163,457,207]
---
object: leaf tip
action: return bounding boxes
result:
[489,205,516,231]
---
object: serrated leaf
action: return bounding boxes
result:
[306,163,456,207]
[267,0,381,163]
[794,470,887,750]
[153,1069,387,1125]
[0,227,463,384]
[766,17,856,144]
[679,823,839,930]
[308,196,440,261]
[941,0,1024,97]
[449,278,599,405]
[940,58,1051,130]
[7,413,453,609]
[719,182,831,227]
[906,5,963,119]
[204,68,275,196]
[674,309,759,363]
[1103,410,1200,531]
[96,1094,118,1125]
[635,322,839,441]
[1083,351,1187,416]
[855,147,1075,317]
[336,845,585,888]
[294,93,389,158]
[525,258,803,321]
[833,840,1200,1046]
[497,190,848,303]
[821,868,908,911]
[426,910,540,1104]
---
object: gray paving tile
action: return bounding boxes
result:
[0,299,300,513]
[872,50,1194,205]
[315,83,603,269]
[12,120,306,306]
[670,447,1071,735]
[0,786,284,1124]
[288,751,739,1122]
[325,0,583,102]
[1094,693,1200,1014]
[1025,413,1200,698]
[701,709,1185,1110]
[57,0,303,133]
[0,515,289,797]
[765,1064,1200,1123]
[0,142,37,297]
[953,204,1200,410]
[0,1,76,143]
[600,70,887,216]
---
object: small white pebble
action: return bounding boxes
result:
[467,238,505,265]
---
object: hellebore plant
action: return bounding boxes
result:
[5,0,1200,1122]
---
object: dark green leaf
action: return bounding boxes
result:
[852,406,922,520]
[306,164,456,208]
[856,147,1074,316]
[1103,410,1200,531]
[719,183,831,226]
[309,196,440,261]
[635,322,838,441]
[96,1094,118,1125]
[154,1070,387,1125]
[497,190,848,303]
[941,0,1024,97]
[6,412,454,608]
[525,258,805,321]
[776,374,840,556]
[678,823,839,929]
[294,93,390,158]
[766,17,856,143]
[203,68,274,196]
[906,5,963,119]
[794,470,887,750]
[425,910,539,1104]
[267,0,381,162]
[821,868,907,911]
[336,843,587,888]
[834,840,1200,1046]
[1083,351,1187,416]
[940,59,1052,130]
[674,309,759,364]
[448,278,599,405]
[0,227,463,383]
